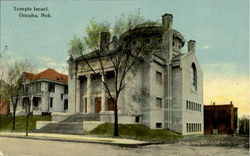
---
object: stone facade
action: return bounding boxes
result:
[10,69,68,115]
[68,13,203,135]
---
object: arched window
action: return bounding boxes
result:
[191,63,197,91]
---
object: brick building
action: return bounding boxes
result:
[204,102,238,134]
[0,98,9,115]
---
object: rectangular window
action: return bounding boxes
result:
[156,97,162,108]
[50,97,53,107]
[108,98,116,111]
[48,83,55,92]
[156,123,162,128]
[156,71,162,85]
[64,86,68,94]
[135,116,140,123]
[64,99,68,110]
[36,82,41,91]
[61,94,63,100]
[186,100,188,110]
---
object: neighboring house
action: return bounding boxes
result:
[10,68,68,115]
[68,13,203,135]
[0,98,9,115]
[204,102,238,134]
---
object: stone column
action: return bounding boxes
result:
[101,73,106,112]
[30,96,33,113]
[75,77,80,113]
[86,74,92,113]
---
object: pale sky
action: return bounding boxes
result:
[0,0,249,117]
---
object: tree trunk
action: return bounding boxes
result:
[0,115,2,131]
[114,99,118,136]
[26,114,29,136]
[12,110,16,130]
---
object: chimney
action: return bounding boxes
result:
[213,102,215,106]
[162,13,173,29]
[188,40,196,52]
[230,101,233,105]
[100,31,110,50]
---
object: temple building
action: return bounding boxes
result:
[67,13,203,135]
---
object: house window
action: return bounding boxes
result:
[135,116,140,123]
[156,123,162,128]
[36,82,41,91]
[64,99,68,110]
[49,97,53,107]
[186,100,188,110]
[48,83,55,92]
[33,97,39,107]
[156,71,162,85]
[156,97,162,108]
[64,86,68,94]
[61,94,63,100]
[191,63,197,91]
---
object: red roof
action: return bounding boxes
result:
[23,68,68,83]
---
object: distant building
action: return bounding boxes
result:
[204,102,238,134]
[0,98,9,115]
[67,13,203,135]
[10,68,68,115]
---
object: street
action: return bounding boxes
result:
[0,137,248,156]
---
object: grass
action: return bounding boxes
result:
[0,115,51,132]
[88,123,182,143]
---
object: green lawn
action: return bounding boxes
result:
[0,115,51,132]
[88,123,182,143]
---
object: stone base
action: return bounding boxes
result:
[82,121,105,132]
[51,112,72,122]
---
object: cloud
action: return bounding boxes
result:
[41,57,57,67]
[203,45,210,49]
[41,57,52,62]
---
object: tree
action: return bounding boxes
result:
[239,115,249,135]
[5,60,35,130]
[21,80,32,136]
[68,12,160,136]
[0,46,9,131]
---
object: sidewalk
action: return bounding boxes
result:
[0,132,150,147]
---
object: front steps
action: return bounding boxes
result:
[32,113,100,135]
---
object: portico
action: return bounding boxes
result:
[75,70,115,114]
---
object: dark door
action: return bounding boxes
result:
[95,97,101,113]
[85,98,87,113]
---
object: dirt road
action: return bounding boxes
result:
[0,137,248,156]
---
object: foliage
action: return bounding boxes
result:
[3,60,36,130]
[113,11,145,37]
[88,123,182,143]
[68,11,157,56]
[239,115,249,135]
[0,115,51,132]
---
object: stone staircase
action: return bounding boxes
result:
[32,113,100,135]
